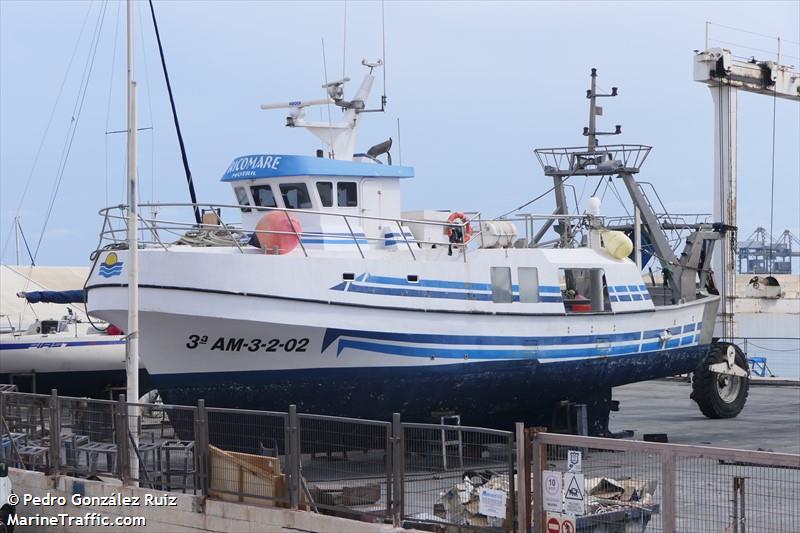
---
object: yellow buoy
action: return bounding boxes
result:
[600,230,633,260]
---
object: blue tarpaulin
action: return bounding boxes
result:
[19,290,85,304]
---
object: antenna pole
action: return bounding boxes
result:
[125,0,140,484]
[587,68,598,151]
[396,117,402,165]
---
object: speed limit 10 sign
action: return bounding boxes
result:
[542,470,562,512]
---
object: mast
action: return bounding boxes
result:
[587,69,598,151]
[125,0,140,482]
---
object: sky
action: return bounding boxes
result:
[1,0,798,267]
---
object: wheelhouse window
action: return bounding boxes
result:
[337,182,358,207]
[518,267,539,303]
[316,182,333,207]
[251,185,277,208]
[490,267,513,303]
[234,186,251,212]
[559,268,610,313]
[279,183,313,209]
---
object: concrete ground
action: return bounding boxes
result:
[610,379,800,454]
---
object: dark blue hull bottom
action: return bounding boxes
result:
[153,346,710,435]
[0,369,153,400]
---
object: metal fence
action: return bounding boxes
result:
[0,389,512,529]
[401,421,515,531]
[524,430,800,533]
[2,389,799,532]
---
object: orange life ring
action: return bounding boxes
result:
[446,212,472,243]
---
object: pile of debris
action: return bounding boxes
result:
[585,476,657,514]
[428,471,657,531]
[436,470,510,528]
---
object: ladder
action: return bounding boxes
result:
[440,415,464,470]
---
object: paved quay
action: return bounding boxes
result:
[610,378,800,454]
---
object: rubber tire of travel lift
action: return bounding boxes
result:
[0,504,14,533]
[691,342,749,419]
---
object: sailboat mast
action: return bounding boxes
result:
[125,0,139,466]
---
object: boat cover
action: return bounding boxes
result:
[19,290,85,304]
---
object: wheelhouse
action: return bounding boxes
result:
[222,154,414,250]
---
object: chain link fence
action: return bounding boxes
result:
[526,431,800,533]
[2,389,798,532]
[401,422,515,530]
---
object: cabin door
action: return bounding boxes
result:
[360,179,383,242]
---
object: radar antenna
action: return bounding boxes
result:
[259,60,385,161]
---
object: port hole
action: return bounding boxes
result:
[342,273,355,281]
[407,275,419,283]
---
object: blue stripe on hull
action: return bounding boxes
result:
[322,328,651,353]
[336,339,643,359]
[0,339,126,350]
[151,345,710,432]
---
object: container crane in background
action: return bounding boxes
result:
[738,228,800,274]
[692,35,800,341]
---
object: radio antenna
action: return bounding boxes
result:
[396,117,402,165]
[381,0,387,100]
[321,38,335,158]
[342,0,347,78]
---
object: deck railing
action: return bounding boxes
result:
[93,202,595,262]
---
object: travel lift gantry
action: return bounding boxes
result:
[692,45,799,397]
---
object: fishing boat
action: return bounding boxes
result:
[84,66,749,434]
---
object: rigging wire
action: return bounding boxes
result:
[148,0,200,224]
[137,2,156,210]
[16,221,35,266]
[494,174,573,219]
[0,2,94,264]
[608,177,631,217]
[707,22,800,45]
[104,0,122,208]
[31,0,109,266]
[708,39,800,61]
[575,176,589,209]
[342,0,347,78]
[321,38,335,158]
[600,177,611,202]
[590,176,605,197]
[381,0,387,98]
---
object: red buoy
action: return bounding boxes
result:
[255,211,302,254]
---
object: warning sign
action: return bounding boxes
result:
[542,470,563,512]
[478,487,507,518]
[546,512,576,533]
[563,472,585,515]
[567,449,582,473]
